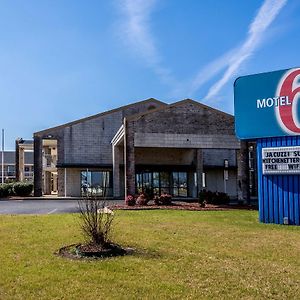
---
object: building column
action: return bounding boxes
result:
[34,136,43,196]
[112,145,121,198]
[15,140,20,181]
[124,121,135,197]
[57,168,64,197]
[19,147,25,181]
[196,149,203,195]
[52,172,58,193]
[44,171,51,195]
[237,141,250,203]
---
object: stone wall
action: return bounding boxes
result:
[61,100,164,165]
[203,149,237,167]
[130,100,236,136]
[125,100,242,197]
[57,168,81,197]
[34,99,165,196]
[135,148,194,165]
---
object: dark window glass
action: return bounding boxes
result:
[80,170,112,197]
[171,172,187,197]
[135,171,188,198]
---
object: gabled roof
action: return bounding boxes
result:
[34,98,166,136]
[126,98,233,121]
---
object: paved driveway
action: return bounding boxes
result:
[0,199,123,215]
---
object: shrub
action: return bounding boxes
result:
[136,193,149,206]
[198,189,230,205]
[154,193,172,205]
[13,182,33,197]
[125,194,135,206]
[143,186,154,201]
[160,193,172,205]
[7,183,15,196]
[0,184,10,198]
[154,195,160,205]
[214,192,230,205]
[198,190,207,207]
[78,197,114,247]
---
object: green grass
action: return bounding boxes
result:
[1,210,300,299]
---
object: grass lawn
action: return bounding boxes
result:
[1,210,300,299]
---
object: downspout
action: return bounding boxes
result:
[123,117,127,198]
[64,168,67,197]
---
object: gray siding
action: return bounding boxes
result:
[131,101,236,135]
[203,149,237,167]
[36,100,164,165]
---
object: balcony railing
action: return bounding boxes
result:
[24,171,34,178]
[43,154,57,168]
[0,171,15,177]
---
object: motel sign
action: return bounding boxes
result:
[234,67,300,225]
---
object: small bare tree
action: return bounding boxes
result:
[77,197,114,247]
[77,172,114,248]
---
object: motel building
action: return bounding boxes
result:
[33,98,252,200]
[0,146,34,183]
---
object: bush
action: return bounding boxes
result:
[198,189,230,205]
[154,193,172,205]
[214,192,230,205]
[125,194,135,206]
[0,184,10,198]
[136,193,149,206]
[143,186,154,201]
[78,198,114,247]
[198,190,207,207]
[154,196,160,205]
[7,183,15,196]
[13,182,33,197]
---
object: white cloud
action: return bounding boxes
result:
[188,48,238,97]
[203,0,287,101]
[117,0,178,87]
[116,0,287,101]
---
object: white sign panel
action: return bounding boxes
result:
[262,146,300,175]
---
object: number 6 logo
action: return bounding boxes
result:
[276,68,300,134]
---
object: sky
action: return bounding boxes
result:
[0,0,299,149]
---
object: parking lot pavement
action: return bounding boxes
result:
[0,199,123,215]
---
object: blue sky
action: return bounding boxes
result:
[0,0,299,149]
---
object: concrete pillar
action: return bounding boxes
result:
[237,141,250,203]
[52,172,58,193]
[19,148,25,181]
[196,149,203,195]
[57,168,64,197]
[44,171,51,195]
[112,145,121,198]
[124,121,135,197]
[188,170,197,197]
[34,136,43,196]
[15,140,20,181]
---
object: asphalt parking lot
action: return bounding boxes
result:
[0,199,123,215]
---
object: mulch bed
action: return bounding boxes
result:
[56,243,134,260]
[109,202,258,211]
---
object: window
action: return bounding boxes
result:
[7,165,15,176]
[172,172,187,197]
[160,172,170,194]
[135,171,188,197]
[80,170,112,197]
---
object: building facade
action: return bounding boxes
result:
[15,139,34,182]
[33,98,249,200]
[0,149,34,183]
